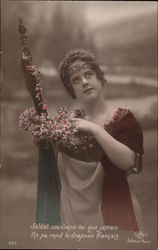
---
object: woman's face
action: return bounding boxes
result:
[69,62,104,104]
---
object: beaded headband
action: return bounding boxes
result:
[67,61,94,76]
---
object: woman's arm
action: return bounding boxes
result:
[74,118,135,170]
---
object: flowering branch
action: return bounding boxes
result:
[18,18,47,115]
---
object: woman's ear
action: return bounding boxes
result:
[103,78,107,85]
[101,78,107,87]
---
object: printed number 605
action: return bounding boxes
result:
[8,241,17,245]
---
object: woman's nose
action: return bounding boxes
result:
[82,77,88,85]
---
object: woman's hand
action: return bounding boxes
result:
[73,118,98,133]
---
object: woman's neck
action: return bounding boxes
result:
[84,97,108,119]
[83,97,117,125]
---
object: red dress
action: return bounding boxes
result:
[101,109,144,231]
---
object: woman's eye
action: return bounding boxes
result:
[85,71,94,78]
[72,77,81,84]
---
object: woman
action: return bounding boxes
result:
[21,49,144,231]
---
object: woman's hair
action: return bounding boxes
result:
[60,49,106,98]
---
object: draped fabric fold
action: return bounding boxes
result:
[36,145,61,225]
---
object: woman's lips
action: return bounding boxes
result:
[83,88,93,94]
